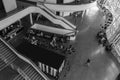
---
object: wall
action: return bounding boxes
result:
[2,0,17,13]
[0,0,5,11]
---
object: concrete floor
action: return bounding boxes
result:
[64,5,120,80]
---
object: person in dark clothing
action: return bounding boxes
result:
[85,58,91,66]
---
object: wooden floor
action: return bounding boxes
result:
[61,5,120,80]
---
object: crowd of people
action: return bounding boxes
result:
[96,30,112,51]
[24,28,76,56]
[0,20,23,41]
[96,3,113,51]
[97,0,113,30]
[102,8,113,30]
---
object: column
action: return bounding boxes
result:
[38,62,42,70]
[50,67,54,76]
[46,65,49,73]
[42,64,45,72]
[53,69,57,77]
[30,14,33,25]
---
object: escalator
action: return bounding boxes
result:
[37,4,76,30]
[0,6,76,31]
[0,37,50,80]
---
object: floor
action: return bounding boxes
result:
[62,5,120,80]
[0,1,120,80]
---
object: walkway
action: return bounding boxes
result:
[60,4,120,80]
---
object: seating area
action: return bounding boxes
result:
[96,3,113,51]
[98,6,113,30]
[96,30,112,51]
[0,20,24,41]
[25,28,76,56]
[15,36,65,78]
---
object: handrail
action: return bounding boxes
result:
[37,3,76,29]
[31,23,75,36]
[0,6,74,30]
[0,37,51,80]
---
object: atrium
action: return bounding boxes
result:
[0,0,120,80]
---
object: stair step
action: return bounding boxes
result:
[0,59,7,71]
[0,39,47,80]
[23,65,44,80]
[13,74,25,80]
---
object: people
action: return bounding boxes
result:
[96,31,107,45]
[96,31,105,39]
[50,36,57,47]
[85,58,91,66]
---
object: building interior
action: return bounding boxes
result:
[0,0,120,80]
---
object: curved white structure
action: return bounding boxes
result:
[31,23,76,40]
[0,6,76,30]
[31,23,75,36]
[37,4,76,29]
[43,1,97,12]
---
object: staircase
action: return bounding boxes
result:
[0,39,17,71]
[37,4,76,30]
[0,59,8,71]
[23,65,45,80]
[13,74,25,80]
[0,37,50,80]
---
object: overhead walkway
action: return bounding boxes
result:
[42,1,97,12]
[0,6,76,30]
[0,37,50,80]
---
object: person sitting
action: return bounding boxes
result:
[31,36,38,45]
[50,36,57,47]
[96,31,105,39]
[105,44,112,51]
[96,31,107,44]
[100,37,107,46]
[66,45,75,54]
